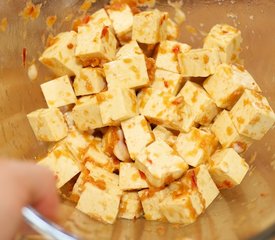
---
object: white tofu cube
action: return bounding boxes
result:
[203,24,242,64]
[116,40,143,59]
[39,31,82,76]
[152,125,177,147]
[140,90,184,131]
[230,89,275,140]
[38,144,80,188]
[138,187,169,221]
[118,192,143,220]
[211,110,253,153]
[119,163,148,190]
[132,9,168,44]
[41,75,77,108]
[104,55,150,89]
[209,148,249,189]
[121,115,154,160]
[106,4,133,44]
[27,108,68,142]
[87,8,112,28]
[151,69,183,95]
[64,127,94,161]
[179,81,219,126]
[97,88,138,126]
[178,48,220,77]
[135,140,188,187]
[175,128,218,167]
[203,64,261,109]
[102,126,130,162]
[75,25,117,66]
[156,40,191,73]
[73,68,106,96]
[72,96,105,131]
[166,18,179,40]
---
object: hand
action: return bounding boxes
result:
[0,160,60,240]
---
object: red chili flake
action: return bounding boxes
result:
[172,45,180,54]
[22,47,27,67]
[67,43,74,49]
[139,170,146,180]
[147,159,153,164]
[101,26,109,38]
[82,15,91,24]
[189,170,197,189]
[172,96,184,105]
[164,81,169,88]
[160,15,166,25]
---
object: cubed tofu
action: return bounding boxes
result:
[116,40,143,59]
[209,148,249,189]
[152,125,177,147]
[178,48,220,77]
[72,96,105,131]
[140,90,184,131]
[75,25,117,66]
[97,88,138,126]
[166,18,179,40]
[203,64,261,109]
[64,127,94,161]
[118,192,143,220]
[102,126,131,162]
[179,81,219,126]
[39,31,82,76]
[104,55,150,89]
[106,4,133,44]
[203,24,242,64]
[137,88,153,114]
[119,163,148,190]
[138,187,169,221]
[41,75,77,108]
[135,140,188,187]
[27,108,68,142]
[121,115,154,160]
[211,110,253,153]
[151,69,183,95]
[73,68,106,96]
[175,128,218,167]
[38,144,80,188]
[159,179,205,225]
[156,40,191,73]
[87,8,112,28]
[230,89,275,140]
[132,9,168,44]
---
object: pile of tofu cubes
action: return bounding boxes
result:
[27,1,275,225]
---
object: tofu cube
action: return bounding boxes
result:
[166,18,179,40]
[203,24,242,64]
[211,110,253,153]
[97,88,138,126]
[203,64,261,109]
[209,148,249,189]
[73,68,106,96]
[116,40,143,59]
[104,55,150,89]
[137,88,153,114]
[75,25,117,66]
[106,4,133,44]
[151,69,183,95]
[179,81,219,126]
[27,108,68,142]
[72,96,105,131]
[119,162,148,190]
[41,75,77,108]
[87,8,112,28]
[138,187,169,221]
[178,48,220,77]
[175,128,218,167]
[132,9,168,44]
[102,127,131,162]
[38,144,80,188]
[135,140,188,187]
[121,115,154,160]
[64,127,94,161]
[152,125,177,147]
[140,90,184,131]
[118,192,143,220]
[156,40,191,73]
[39,31,82,76]
[230,89,275,140]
